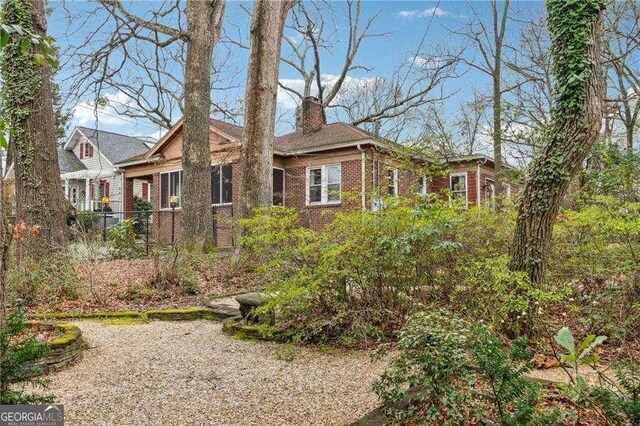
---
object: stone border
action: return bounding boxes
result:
[35,306,240,323]
[221,315,286,341]
[26,322,84,374]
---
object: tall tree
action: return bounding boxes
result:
[237,0,296,221]
[1,0,68,259]
[92,0,226,247]
[510,0,606,286]
[181,0,225,248]
[603,0,640,152]
[457,0,511,210]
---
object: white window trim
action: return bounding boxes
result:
[449,172,469,206]
[272,167,286,207]
[387,167,399,196]
[306,164,341,206]
[211,163,233,206]
[159,169,182,210]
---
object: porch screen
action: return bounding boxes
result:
[273,168,284,206]
[211,164,232,205]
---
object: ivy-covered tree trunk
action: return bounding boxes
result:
[510,0,606,286]
[237,0,297,226]
[1,0,68,260]
[181,0,225,249]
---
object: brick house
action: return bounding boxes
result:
[116,97,515,247]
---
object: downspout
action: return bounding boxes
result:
[476,158,488,206]
[357,144,366,210]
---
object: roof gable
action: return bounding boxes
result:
[64,127,151,165]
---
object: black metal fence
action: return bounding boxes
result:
[66,206,233,252]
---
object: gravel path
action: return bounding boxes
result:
[47,321,385,426]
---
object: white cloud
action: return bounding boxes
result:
[397,7,450,19]
[409,54,444,69]
[72,92,137,127]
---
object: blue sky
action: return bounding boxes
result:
[49,1,545,142]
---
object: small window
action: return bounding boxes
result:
[273,168,285,206]
[417,176,428,195]
[450,173,468,203]
[307,164,341,205]
[84,143,91,158]
[160,170,182,209]
[211,164,232,205]
[502,183,511,197]
[387,168,398,196]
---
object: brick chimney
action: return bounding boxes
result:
[302,96,325,134]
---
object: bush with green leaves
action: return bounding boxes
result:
[132,196,152,235]
[591,362,640,425]
[373,310,561,425]
[6,253,79,306]
[0,310,53,404]
[551,197,640,341]
[456,255,566,337]
[108,218,138,259]
[243,199,463,342]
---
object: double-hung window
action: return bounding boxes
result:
[307,164,341,205]
[211,164,233,205]
[387,168,398,196]
[417,176,428,195]
[450,172,468,204]
[160,170,182,209]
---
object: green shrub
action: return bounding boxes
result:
[6,254,80,306]
[372,310,474,424]
[132,196,152,235]
[373,310,561,425]
[0,310,53,404]
[108,219,138,259]
[591,362,640,425]
[456,255,566,336]
[244,199,462,342]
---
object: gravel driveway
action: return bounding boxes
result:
[46,321,385,426]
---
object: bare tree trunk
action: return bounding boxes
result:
[181,0,225,249]
[510,1,605,287]
[237,0,296,221]
[2,0,67,260]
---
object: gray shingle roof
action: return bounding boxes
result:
[76,127,151,164]
[58,147,86,173]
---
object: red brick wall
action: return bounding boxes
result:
[285,158,362,230]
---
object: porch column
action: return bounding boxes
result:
[85,178,91,211]
[64,179,69,200]
[123,177,134,218]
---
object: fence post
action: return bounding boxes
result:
[145,212,150,256]
[102,211,107,242]
[171,206,176,245]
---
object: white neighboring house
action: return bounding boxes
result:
[60,127,154,212]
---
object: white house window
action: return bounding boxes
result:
[273,168,285,206]
[160,170,182,209]
[417,176,428,195]
[211,164,232,205]
[307,164,341,205]
[387,168,398,196]
[502,183,511,197]
[450,173,468,203]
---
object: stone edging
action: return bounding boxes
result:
[26,321,84,374]
[35,306,240,323]
[221,315,286,341]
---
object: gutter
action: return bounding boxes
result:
[357,143,366,210]
[115,155,163,168]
